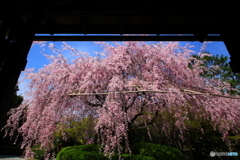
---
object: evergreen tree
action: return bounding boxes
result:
[8,85,24,110]
[189,52,240,95]
[0,84,23,146]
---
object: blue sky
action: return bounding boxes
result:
[17,40,230,95]
[26,41,229,70]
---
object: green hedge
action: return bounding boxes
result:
[131,143,184,160]
[57,150,108,160]
[56,144,156,160]
[57,144,100,153]
[112,154,156,160]
[56,144,108,160]
[56,143,183,160]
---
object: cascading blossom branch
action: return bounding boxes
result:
[2,41,240,159]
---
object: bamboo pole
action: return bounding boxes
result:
[68,89,240,99]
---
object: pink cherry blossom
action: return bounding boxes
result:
[2,41,240,159]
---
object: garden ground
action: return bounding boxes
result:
[0,155,57,160]
[0,155,24,160]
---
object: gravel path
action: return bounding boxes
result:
[0,155,56,160]
[0,155,24,160]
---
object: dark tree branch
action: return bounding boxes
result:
[126,95,137,111]
[130,105,161,131]
[130,113,144,124]
[95,94,105,104]
[120,93,127,112]
[128,94,150,125]
[85,100,102,107]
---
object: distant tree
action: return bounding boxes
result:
[8,85,24,110]
[189,52,240,95]
[53,114,96,149]
[0,84,23,146]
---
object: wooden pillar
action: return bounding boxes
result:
[221,33,240,73]
[0,12,43,127]
[220,22,240,73]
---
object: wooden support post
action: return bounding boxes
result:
[221,30,240,73]
[0,12,43,127]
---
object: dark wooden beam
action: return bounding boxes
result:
[34,25,223,35]
[33,35,223,41]
[8,2,231,15]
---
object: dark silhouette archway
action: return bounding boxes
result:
[0,1,239,126]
